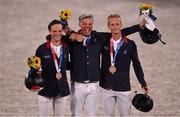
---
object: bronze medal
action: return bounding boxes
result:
[56,72,62,80]
[77,35,84,42]
[109,66,117,74]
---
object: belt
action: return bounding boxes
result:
[73,80,98,84]
[83,80,91,83]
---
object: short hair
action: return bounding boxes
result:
[79,14,94,22]
[107,14,122,25]
[107,14,121,20]
[48,19,62,31]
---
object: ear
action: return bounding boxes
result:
[79,22,82,27]
[107,21,110,29]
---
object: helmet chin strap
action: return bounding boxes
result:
[158,33,166,45]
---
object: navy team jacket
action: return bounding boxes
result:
[100,34,147,91]
[35,40,70,97]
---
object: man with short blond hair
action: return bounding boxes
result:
[100,14,149,116]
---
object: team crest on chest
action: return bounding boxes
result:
[123,50,127,54]
[44,55,51,59]
[104,46,109,50]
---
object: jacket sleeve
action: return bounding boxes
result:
[35,46,42,59]
[130,41,147,87]
[61,30,76,45]
[121,24,142,36]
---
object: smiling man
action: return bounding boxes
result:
[35,19,70,116]
[100,14,149,116]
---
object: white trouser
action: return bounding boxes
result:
[101,87,131,117]
[70,81,99,116]
[38,95,67,117]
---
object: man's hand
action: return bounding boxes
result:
[139,15,156,31]
[70,33,84,42]
[139,15,146,29]
[142,86,149,94]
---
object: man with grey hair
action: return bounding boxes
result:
[66,13,145,116]
[69,14,100,116]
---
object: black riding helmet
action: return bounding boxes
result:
[25,68,45,92]
[132,93,153,112]
[139,27,166,44]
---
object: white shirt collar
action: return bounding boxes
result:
[52,44,62,58]
[112,37,122,51]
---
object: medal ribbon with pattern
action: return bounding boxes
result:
[50,42,63,73]
[110,37,124,66]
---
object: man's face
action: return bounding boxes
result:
[49,24,63,41]
[79,18,93,37]
[108,17,122,35]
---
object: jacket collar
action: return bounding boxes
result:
[109,32,128,44]
[46,39,68,49]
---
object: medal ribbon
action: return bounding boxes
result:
[110,38,124,66]
[50,42,63,72]
[83,35,91,46]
